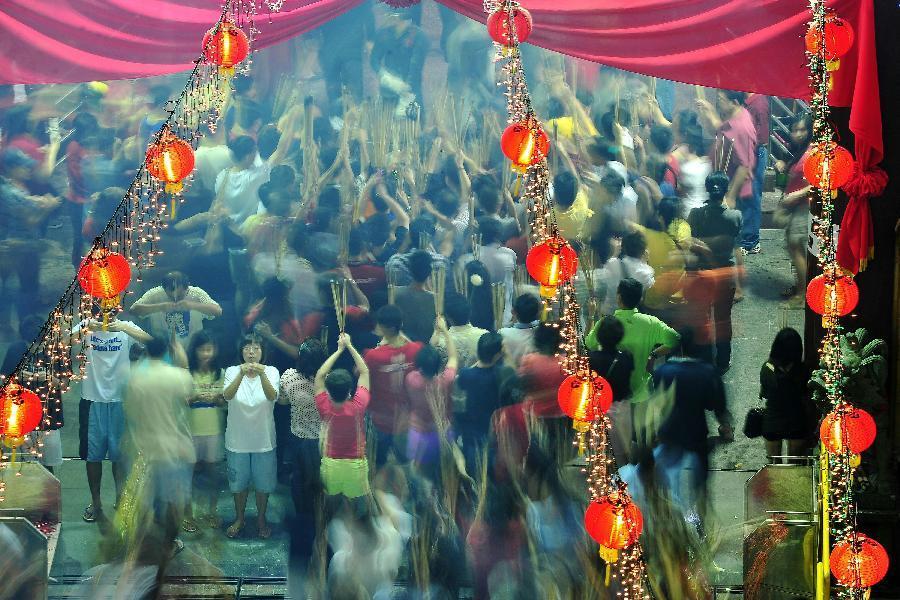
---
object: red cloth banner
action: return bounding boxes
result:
[0,0,362,85]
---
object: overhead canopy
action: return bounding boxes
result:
[0,0,883,268]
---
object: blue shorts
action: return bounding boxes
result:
[148,460,193,515]
[226,449,277,494]
[79,399,124,462]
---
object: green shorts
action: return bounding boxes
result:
[320,457,370,499]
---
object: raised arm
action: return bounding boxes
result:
[341,333,369,391]
[105,320,153,344]
[435,317,457,371]
[268,105,302,166]
[314,340,346,395]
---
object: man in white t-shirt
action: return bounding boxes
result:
[212,107,300,226]
[130,271,222,343]
[498,293,542,368]
[598,231,656,316]
[73,315,151,523]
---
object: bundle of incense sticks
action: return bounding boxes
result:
[714,134,736,173]
[515,264,529,293]
[492,282,506,331]
[454,265,468,299]
[431,263,446,317]
[387,269,398,306]
[337,219,349,266]
[330,279,347,333]
[580,252,597,323]
[472,233,482,262]
[694,84,704,101]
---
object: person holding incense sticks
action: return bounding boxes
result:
[405,316,458,477]
[315,332,371,500]
[696,90,758,255]
[392,250,437,344]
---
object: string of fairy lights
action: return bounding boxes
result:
[484,0,649,596]
[804,1,889,596]
[0,0,887,594]
[0,0,270,497]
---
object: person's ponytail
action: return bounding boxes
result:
[705,171,730,204]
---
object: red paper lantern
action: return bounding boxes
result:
[78,247,131,301]
[487,5,533,46]
[805,14,855,61]
[501,120,550,171]
[526,236,578,297]
[145,131,195,194]
[558,373,613,421]
[831,534,889,588]
[806,274,858,318]
[0,384,43,439]
[820,407,876,455]
[803,141,854,190]
[202,21,250,71]
[584,492,643,550]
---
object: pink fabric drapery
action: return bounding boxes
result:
[0,0,362,85]
[0,0,884,270]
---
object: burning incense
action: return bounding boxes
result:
[453,267,467,299]
[330,279,347,333]
[387,270,398,306]
[431,263,446,317]
[492,282,506,331]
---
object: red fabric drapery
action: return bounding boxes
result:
[0,0,363,85]
[0,0,883,270]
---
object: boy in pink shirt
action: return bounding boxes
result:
[315,333,371,499]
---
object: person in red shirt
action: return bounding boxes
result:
[363,305,423,466]
[518,324,569,463]
[697,90,759,254]
[773,113,813,301]
[517,325,566,418]
[244,277,304,373]
[405,317,458,477]
[744,93,770,245]
[315,333,370,501]
[347,228,387,310]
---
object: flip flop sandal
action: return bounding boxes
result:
[82,504,100,523]
[203,514,222,529]
[182,518,199,533]
[258,524,272,539]
[225,521,244,538]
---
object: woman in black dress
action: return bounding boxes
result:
[760,328,813,462]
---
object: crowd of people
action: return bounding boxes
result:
[0,4,823,598]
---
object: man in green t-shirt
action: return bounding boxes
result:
[586,278,680,454]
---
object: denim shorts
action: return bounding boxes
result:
[226,449,277,494]
[79,399,124,462]
[193,434,225,463]
[148,460,193,514]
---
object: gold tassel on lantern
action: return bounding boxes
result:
[100,295,121,330]
[598,545,619,586]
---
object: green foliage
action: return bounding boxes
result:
[809,328,887,411]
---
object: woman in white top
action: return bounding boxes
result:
[669,110,712,218]
[223,334,280,539]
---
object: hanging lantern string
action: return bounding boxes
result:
[2,0,260,416]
